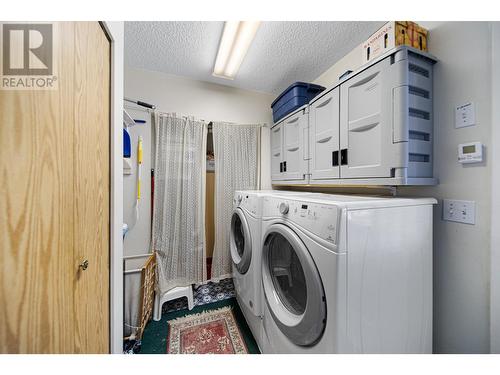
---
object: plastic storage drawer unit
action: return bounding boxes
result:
[271,82,325,123]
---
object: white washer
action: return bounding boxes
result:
[260,193,436,353]
[230,190,307,350]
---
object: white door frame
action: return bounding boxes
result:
[491,21,500,354]
[102,21,124,354]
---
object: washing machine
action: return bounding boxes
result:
[259,193,436,353]
[230,190,310,350]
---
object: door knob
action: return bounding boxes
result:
[79,259,89,271]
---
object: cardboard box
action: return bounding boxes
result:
[362,21,428,64]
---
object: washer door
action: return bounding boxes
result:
[262,223,326,346]
[230,208,252,274]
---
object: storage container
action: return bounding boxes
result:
[272,46,438,187]
[271,82,325,123]
[362,21,428,64]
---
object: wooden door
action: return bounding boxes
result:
[0,22,110,353]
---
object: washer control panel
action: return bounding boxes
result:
[263,197,340,245]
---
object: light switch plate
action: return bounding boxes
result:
[442,199,476,224]
[455,102,476,128]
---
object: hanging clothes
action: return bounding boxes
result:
[211,122,261,280]
[152,112,208,295]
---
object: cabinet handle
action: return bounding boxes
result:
[316,96,332,108]
[273,127,280,133]
[317,135,332,144]
[283,161,287,172]
[287,147,299,152]
[341,149,348,165]
[280,162,283,172]
[286,117,299,124]
[332,151,339,166]
[273,152,281,157]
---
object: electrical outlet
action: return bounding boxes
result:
[442,199,475,224]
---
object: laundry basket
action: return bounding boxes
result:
[124,252,157,340]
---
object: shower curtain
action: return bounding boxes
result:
[211,122,261,280]
[152,113,208,295]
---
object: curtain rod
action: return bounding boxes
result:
[124,97,156,110]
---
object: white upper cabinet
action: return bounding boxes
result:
[282,109,309,180]
[309,87,340,180]
[340,57,398,178]
[270,106,309,183]
[270,122,284,181]
[270,47,437,186]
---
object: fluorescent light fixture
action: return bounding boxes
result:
[213,21,261,80]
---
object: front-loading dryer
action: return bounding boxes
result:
[230,190,268,349]
[260,193,436,353]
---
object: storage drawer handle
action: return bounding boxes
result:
[316,97,332,108]
[272,127,281,133]
[317,135,332,144]
[349,122,379,133]
[350,71,379,88]
[332,150,339,167]
[273,152,281,157]
[286,117,299,124]
[341,149,348,165]
[287,147,299,152]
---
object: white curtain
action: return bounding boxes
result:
[212,122,261,280]
[152,113,208,295]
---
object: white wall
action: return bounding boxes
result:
[313,21,494,353]
[313,45,363,87]
[400,21,493,354]
[123,67,274,332]
[490,22,500,354]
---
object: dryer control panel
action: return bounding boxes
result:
[263,197,340,245]
[234,191,263,217]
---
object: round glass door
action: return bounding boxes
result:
[230,208,252,274]
[262,223,326,346]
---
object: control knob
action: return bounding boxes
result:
[279,202,289,215]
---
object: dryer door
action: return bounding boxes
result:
[230,208,252,274]
[262,223,326,346]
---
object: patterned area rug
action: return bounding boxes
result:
[162,278,236,314]
[167,306,248,354]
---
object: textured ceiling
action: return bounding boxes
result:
[125,21,384,95]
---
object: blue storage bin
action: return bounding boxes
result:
[271,82,325,123]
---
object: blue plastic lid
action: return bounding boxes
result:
[271,81,325,108]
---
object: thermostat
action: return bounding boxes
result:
[458,142,483,164]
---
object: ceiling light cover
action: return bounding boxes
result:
[213,21,261,79]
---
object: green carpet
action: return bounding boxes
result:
[139,298,260,354]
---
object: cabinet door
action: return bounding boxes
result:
[282,110,308,180]
[270,123,284,181]
[339,58,394,178]
[309,88,340,180]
